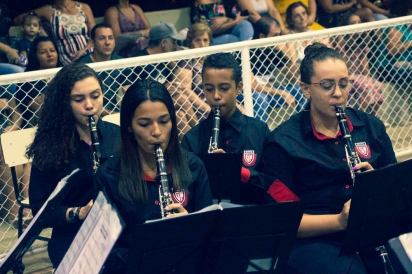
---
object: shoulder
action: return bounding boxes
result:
[100,120,120,136]
[105,6,118,17]
[242,114,269,130]
[182,149,205,170]
[111,54,123,60]
[346,107,386,131]
[78,53,92,63]
[269,112,302,142]
[131,4,145,13]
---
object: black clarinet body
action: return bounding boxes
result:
[208,106,220,153]
[155,144,174,218]
[335,106,361,183]
[88,116,101,172]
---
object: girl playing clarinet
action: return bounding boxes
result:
[262,43,397,273]
[95,78,212,271]
[27,63,120,268]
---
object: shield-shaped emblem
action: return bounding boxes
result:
[354,142,371,159]
[172,190,187,205]
[243,150,257,166]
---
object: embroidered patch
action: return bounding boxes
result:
[172,190,187,206]
[354,142,371,159]
[243,150,257,166]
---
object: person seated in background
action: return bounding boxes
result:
[237,0,289,34]
[262,43,397,274]
[192,0,254,45]
[247,16,304,120]
[95,79,213,272]
[134,22,198,139]
[272,0,324,30]
[337,12,384,116]
[316,0,375,28]
[358,0,393,20]
[285,1,330,63]
[14,0,96,65]
[0,42,25,75]
[15,36,60,129]
[78,23,135,115]
[175,23,213,122]
[17,12,42,62]
[0,84,22,225]
[27,63,120,268]
[104,0,151,57]
[181,53,270,205]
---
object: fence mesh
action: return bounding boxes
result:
[1,16,412,257]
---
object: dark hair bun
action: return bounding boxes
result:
[304,42,328,56]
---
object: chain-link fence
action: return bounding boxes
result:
[1,16,412,258]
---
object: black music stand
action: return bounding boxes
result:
[125,201,304,274]
[0,169,87,274]
[340,159,412,256]
[196,153,242,203]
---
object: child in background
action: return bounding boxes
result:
[18,12,41,62]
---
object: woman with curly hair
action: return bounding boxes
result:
[27,62,120,268]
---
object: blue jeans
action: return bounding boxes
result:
[212,20,254,45]
[0,63,25,75]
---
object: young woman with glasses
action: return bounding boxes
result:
[262,42,397,273]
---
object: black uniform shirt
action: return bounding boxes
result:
[29,120,119,267]
[181,108,270,189]
[263,107,397,214]
[95,150,213,247]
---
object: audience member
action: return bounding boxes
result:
[27,63,119,268]
[0,84,22,225]
[0,42,25,74]
[14,0,96,65]
[192,0,254,45]
[17,12,41,61]
[358,0,392,20]
[338,13,383,116]
[377,5,412,88]
[15,36,59,128]
[104,0,151,57]
[175,23,213,121]
[272,0,324,30]
[95,79,212,272]
[134,22,198,138]
[237,0,289,33]
[262,43,397,274]
[79,23,134,114]
[286,1,330,63]
[181,53,270,204]
[248,16,305,120]
[316,0,374,28]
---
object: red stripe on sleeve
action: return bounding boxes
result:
[240,167,250,184]
[267,179,300,202]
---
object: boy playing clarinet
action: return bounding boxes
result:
[181,53,270,204]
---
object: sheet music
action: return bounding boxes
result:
[55,191,124,274]
[398,232,412,262]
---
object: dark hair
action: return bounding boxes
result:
[202,53,242,85]
[300,42,346,84]
[148,38,163,47]
[27,63,103,170]
[118,79,191,203]
[186,23,213,47]
[21,11,41,27]
[90,22,113,40]
[339,12,360,27]
[254,16,280,39]
[286,1,308,30]
[25,36,60,72]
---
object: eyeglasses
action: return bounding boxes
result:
[309,79,354,93]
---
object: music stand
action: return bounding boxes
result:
[196,153,242,203]
[125,201,304,274]
[340,159,412,256]
[210,202,304,274]
[0,169,87,274]
[125,210,219,274]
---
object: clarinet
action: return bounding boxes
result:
[155,144,174,218]
[335,106,361,184]
[208,106,220,153]
[88,116,101,172]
